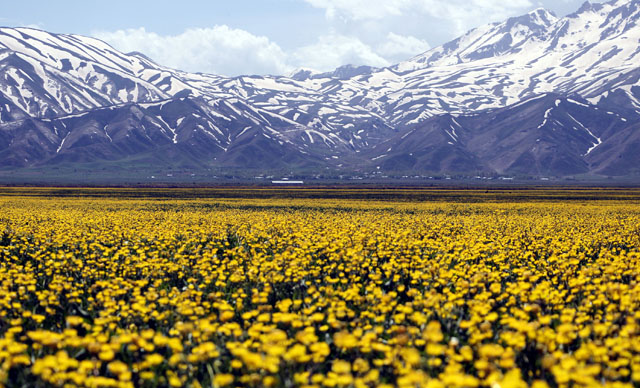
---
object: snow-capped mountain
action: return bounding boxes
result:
[359,0,640,122]
[1,0,640,179]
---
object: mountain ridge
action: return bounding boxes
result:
[1,0,640,180]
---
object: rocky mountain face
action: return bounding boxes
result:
[1,0,640,179]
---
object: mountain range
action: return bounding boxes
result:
[1,0,640,181]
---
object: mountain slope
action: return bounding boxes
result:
[1,0,640,179]
[364,94,635,175]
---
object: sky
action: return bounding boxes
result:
[1,0,606,76]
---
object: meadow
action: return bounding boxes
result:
[0,188,639,388]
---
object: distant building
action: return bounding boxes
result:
[272,180,304,184]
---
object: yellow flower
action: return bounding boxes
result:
[145,353,164,367]
[219,310,235,322]
[332,360,352,374]
[66,316,84,326]
[107,361,129,376]
[310,342,331,362]
[263,376,277,387]
[98,349,115,361]
[213,374,234,387]
[333,331,358,349]
[424,321,444,342]
[169,375,182,387]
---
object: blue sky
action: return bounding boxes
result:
[1,0,606,76]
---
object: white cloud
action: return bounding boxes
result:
[304,0,534,35]
[93,26,291,77]
[292,34,391,70]
[88,0,539,76]
[377,33,431,63]
[289,32,432,72]
[24,23,45,30]
[304,0,409,20]
[93,26,420,75]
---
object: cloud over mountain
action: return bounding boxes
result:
[94,26,431,75]
[93,26,292,76]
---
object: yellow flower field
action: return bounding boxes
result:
[0,189,639,388]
